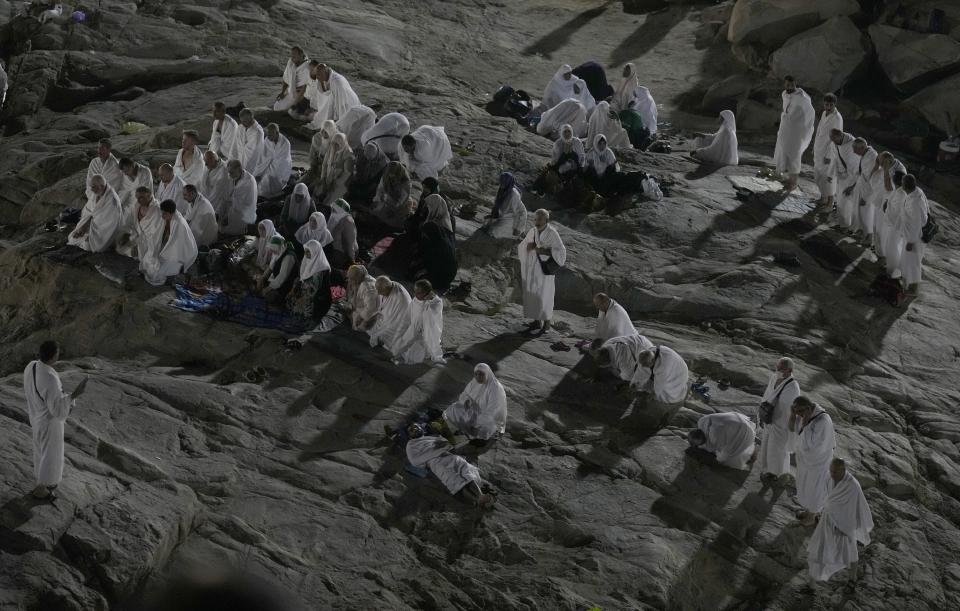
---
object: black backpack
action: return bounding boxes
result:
[921,212,938,243]
[868,272,905,307]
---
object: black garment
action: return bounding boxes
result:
[415,222,457,292]
[267,247,299,302]
[571,61,615,102]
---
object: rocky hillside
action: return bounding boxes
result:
[1,1,960,609]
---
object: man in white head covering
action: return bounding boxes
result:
[687,411,756,470]
[200,150,232,218]
[345,264,379,331]
[182,184,218,247]
[155,163,188,215]
[592,334,655,389]
[756,357,801,482]
[221,160,257,236]
[790,396,836,524]
[237,109,265,173]
[392,279,444,365]
[594,292,637,340]
[304,63,362,129]
[174,130,205,188]
[115,187,164,260]
[399,126,453,180]
[209,102,240,161]
[537,98,588,139]
[295,211,332,248]
[23,339,88,500]
[518,209,567,333]
[813,94,843,208]
[636,345,689,405]
[140,199,199,286]
[586,101,631,150]
[118,157,153,210]
[369,276,413,351]
[442,363,508,443]
[274,46,311,112]
[807,458,874,583]
[897,174,929,293]
[541,64,575,111]
[85,138,124,199]
[404,424,495,508]
[253,123,292,198]
[67,174,123,252]
[773,76,815,192]
[362,112,411,160]
[693,110,739,166]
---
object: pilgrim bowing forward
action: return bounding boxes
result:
[593,334,655,388]
[636,345,689,405]
[518,209,567,333]
[399,126,453,180]
[688,412,757,470]
[773,76,815,192]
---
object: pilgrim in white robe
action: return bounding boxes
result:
[602,334,655,387]
[174,145,205,188]
[347,274,379,331]
[551,132,586,175]
[773,88,815,175]
[756,372,801,477]
[537,99,587,139]
[870,158,906,256]
[255,219,279,270]
[237,121,265,173]
[484,186,527,238]
[116,199,164,260]
[643,345,689,404]
[295,211,333,248]
[584,135,618,177]
[223,169,258,236]
[67,184,123,253]
[443,364,508,441]
[306,69,362,129]
[399,126,453,180]
[406,436,481,495]
[586,100,631,150]
[253,134,293,198]
[85,153,124,199]
[201,160,232,217]
[209,113,241,161]
[518,224,567,321]
[541,64,576,111]
[318,134,355,207]
[813,108,843,199]
[141,211,198,286]
[336,105,376,150]
[612,63,656,128]
[119,163,153,210]
[393,294,444,364]
[596,299,637,340]
[155,174,188,216]
[696,412,756,470]
[807,471,874,581]
[307,120,340,184]
[184,193,218,247]
[571,78,596,117]
[852,146,878,235]
[831,133,859,228]
[879,187,906,276]
[898,187,929,286]
[369,281,413,352]
[274,57,312,111]
[695,110,739,166]
[22,360,74,487]
[795,405,836,513]
[362,112,411,160]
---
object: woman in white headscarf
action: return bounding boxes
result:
[280,182,317,236]
[255,219,278,270]
[362,112,411,160]
[693,110,739,166]
[585,135,618,180]
[536,98,587,139]
[318,132,355,207]
[613,63,658,134]
[442,363,508,442]
[586,101,631,151]
[306,120,340,190]
[541,64,576,111]
[287,239,333,321]
[551,124,585,178]
[336,105,376,149]
[571,78,596,117]
[295,211,333,248]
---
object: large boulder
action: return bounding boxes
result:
[769,17,870,93]
[727,0,859,47]
[869,24,960,92]
[904,72,960,135]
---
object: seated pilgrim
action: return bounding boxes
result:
[583,134,621,195]
[286,239,333,322]
[347,142,389,203]
[85,138,124,199]
[399,126,453,180]
[304,63,362,130]
[612,63,658,142]
[118,157,153,210]
[536,98,587,140]
[182,184,218,248]
[280,183,317,238]
[533,125,584,195]
[336,105,376,149]
[442,363,508,444]
[294,211,333,254]
[305,120,340,188]
[221,160,257,236]
[327,199,358,268]
[209,101,240,161]
[413,192,458,293]
[687,412,756,470]
[115,187,163,260]
[807,458,874,583]
[373,161,413,228]
[540,64,575,112]
[273,46,311,113]
[155,163,188,215]
[482,172,528,238]
[392,279,444,365]
[594,292,637,340]
[635,345,689,405]
[692,110,739,166]
[255,220,280,271]
[345,265,379,331]
[586,101,631,151]
[591,334,654,389]
[317,133,355,207]
[361,112,410,160]
[200,151,232,218]
[407,178,454,239]
[368,276,413,352]
[404,423,495,508]
[237,109,265,173]
[140,199,199,286]
[257,235,300,304]
[174,130,205,188]
[253,123,293,199]
[67,174,122,253]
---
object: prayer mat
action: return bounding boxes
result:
[170,284,312,334]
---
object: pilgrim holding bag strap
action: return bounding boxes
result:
[535,225,562,275]
[759,376,794,425]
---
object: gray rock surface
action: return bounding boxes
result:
[727,0,859,47]
[769,17,870,93]
[869,24,960,92]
